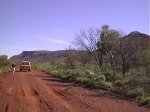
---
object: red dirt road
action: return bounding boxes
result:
[0,70,149,112]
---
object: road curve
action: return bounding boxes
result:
[0,70,149,112]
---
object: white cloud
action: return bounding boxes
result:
[29,35,70,45]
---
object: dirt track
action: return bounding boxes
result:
[0,70,149,112]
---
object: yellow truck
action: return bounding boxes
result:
[20,61,31,72]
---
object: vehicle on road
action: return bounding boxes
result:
[20,61,31,72]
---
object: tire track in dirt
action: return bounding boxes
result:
[26,74,72,112]
[27,71,101,112]
[51,89,101,112]
[0,72,42,112]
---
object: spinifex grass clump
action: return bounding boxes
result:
[127,87,144,99]
[64,87,76,94]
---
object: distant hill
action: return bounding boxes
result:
[10,32,150,63]
[123,31,150,48]
[10,50,80,62]
[124,31,150,40]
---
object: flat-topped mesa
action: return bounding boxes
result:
[10,50,81,62]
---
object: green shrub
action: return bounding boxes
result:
[141,96,150,106]
[100,64,111,73]
[86,80,97,88]
[85,70,95,79]
[0,55,10,73]
[114,79,129,86]
[103,71,114,82]
[64,87,76,94]
[51,70,59,75]
[94,75,105,81]
[52,73,62,79]
[110,87,127,96]
[127,87,144,99]
[75,77,89,84]
[63,69,82,82]
[0,55,10,67]
[86,80,112,90]
[96,81,112,90]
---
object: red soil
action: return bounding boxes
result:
[0,70,149,112]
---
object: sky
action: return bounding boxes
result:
[0,0,149,58]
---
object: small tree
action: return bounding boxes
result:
[0,55,10,68]
[119,38,129,77]
[73,27,102,68]
[98,25,120,74]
